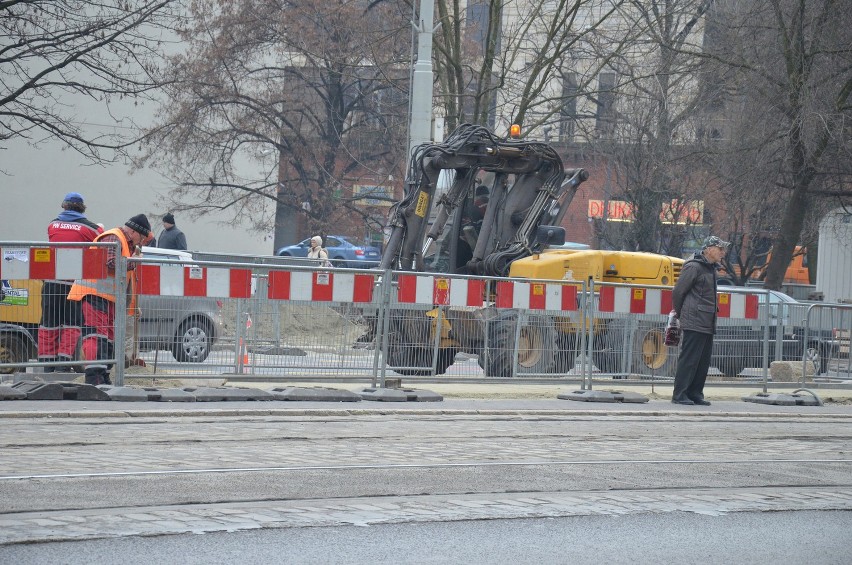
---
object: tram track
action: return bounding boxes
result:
[0,455,851,482]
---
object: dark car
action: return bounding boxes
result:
[712,289,840,377]
[276,235,381,268]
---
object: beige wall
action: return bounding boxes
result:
[1,121,273,256]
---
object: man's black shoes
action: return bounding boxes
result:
[671,397,711,406]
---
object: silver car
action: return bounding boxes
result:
[136,247,223,363]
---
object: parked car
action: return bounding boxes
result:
[712,289,839,377]
[137,247,223,363]
[276,235,381,268]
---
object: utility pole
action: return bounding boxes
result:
[408,0,436,160]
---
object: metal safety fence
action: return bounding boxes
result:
[2,242,851,390]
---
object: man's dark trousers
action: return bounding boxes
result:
[673,330,714,401]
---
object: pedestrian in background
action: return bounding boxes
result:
[307,235,330,266]
[38,192,103,372]
[67,214,151,385]
[671,235,731,406]
[156,212,187,250]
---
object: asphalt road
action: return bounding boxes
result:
[0,400,850,562]
[2,511,850,565]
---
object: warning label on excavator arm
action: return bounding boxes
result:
[415,191,429,217]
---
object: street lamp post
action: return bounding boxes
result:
[408,0,436,161]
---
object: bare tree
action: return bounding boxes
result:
[0,0,182,163]
[706,0,852,289]
[578,0,718,255]
[432,0,621,132]
[136,0,410,249]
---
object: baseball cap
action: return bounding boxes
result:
[63,192,84,204]
[703,236,731,250]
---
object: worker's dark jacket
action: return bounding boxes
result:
[672,252,718,334]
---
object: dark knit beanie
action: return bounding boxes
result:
[126,214,152,237]
[163,213,175,225]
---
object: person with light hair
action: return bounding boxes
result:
[307,235,330,266]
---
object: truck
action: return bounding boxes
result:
[815,208,852,304]
[378,123,685,377]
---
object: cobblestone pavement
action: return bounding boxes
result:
[1,487,851,545]
[1,402,850,546]
[1,413,850,476]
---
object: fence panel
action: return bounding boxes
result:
[4,243,850,390]
[1,241,121,377]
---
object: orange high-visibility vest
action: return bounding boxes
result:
[67,228,137,311]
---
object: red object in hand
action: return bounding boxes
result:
[665,311,681,346]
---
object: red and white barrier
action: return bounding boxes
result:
[598,286,759,319]
[268,270,375,303]
[396,274,578,311]
[717,292,759,319]
[0,246,108,280]
[138,265,376,303]
[137,264,252,298]
[494,280,578,311]
[598,287,673,315]
[397,275,486,307]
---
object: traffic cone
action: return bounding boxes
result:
[240,338,249,370]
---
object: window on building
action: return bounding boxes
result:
[560,72,577,142]
[595,72,617,137]
[466,2,489,50]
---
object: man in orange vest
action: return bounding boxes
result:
[68,214,151,385]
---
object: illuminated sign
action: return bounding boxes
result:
[588,199,703,225]
[587,200,635,222]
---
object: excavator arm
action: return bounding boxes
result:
[380,124,588,276]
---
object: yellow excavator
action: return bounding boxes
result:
[378,124,683,377]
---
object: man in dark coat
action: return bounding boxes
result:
[156,212,187,250]
[671,235,731,405]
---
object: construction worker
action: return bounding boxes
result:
[68,214,151,385]
[39,192,103,372]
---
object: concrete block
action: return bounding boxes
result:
[770,361,815,382]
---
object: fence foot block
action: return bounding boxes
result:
[103,386,196,402]
[558,390,649,403]
[0,385,28,400]
[181,386,275,401]
[742,392,821,406]
[10,381,111,401]
[271,386,362,402]
[358,387,443,402]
